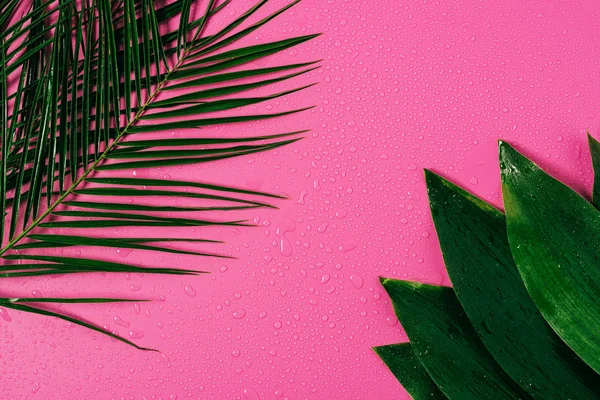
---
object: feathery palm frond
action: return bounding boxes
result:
[0,0,319,349]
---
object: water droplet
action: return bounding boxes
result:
[243,388,260,400]
[113,316,130,327]
[297,190,308,204]
[339,239,358,253]
[233,309,246,319]
[350,275,364,289]
[184,285,196,297]
[129,329,144,339]
[0,308,12,322]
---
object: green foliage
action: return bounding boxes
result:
[376,138,600,399]
[0,0,319,349]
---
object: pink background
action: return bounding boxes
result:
[2,0,600,398]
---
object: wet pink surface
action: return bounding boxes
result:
[3,0,600,398]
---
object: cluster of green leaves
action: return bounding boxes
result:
[375,137,600,399]
[0,0,319,349]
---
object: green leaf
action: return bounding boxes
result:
[128,107,313,133]
[23,234,227,258]
[500,141,600,374]
[2,254,205,275]
[84,177,284,198]
[425,170,600,398]
[164,62,319,91]
[588,132,600,209]
[0,297,144,303]
[150,68,318,108]
[63,200,259,213]
[96,138,302,170]
[380,278,529,400]
[72,187,274,207]
[1,302,156,351]
[373,343,446,400]
[0,0,319,350]
[117,130,307,148]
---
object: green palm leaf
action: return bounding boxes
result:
[0,0,319,349]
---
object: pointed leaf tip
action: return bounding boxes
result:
[587,132,600,207]
[502,138,600,374]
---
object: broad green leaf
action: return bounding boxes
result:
[425,170,600,398]
[500,141,600,374]
[380,278,529,400]
[373,343,446,400]
[588,133,600,209]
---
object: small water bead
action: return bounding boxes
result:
[184,285,196,297]
[242,388,260,400]
[233,309,246,319]
[350,275,364,289]
[232,349,241,358]
[113,316,130,327]
[129,329,144,339]
[297,190,308,204]
[339,239,358,253]
[317,223,329,233]
[0,308,13,322]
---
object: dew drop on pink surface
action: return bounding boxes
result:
[184,285,196,297]
[128,329,144,339]
[0,308,12,322]
[242,388,260,400]
[350,275,364,289]
[233,309,246,319]
[113,316,130,328]
[339,239,358,253]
